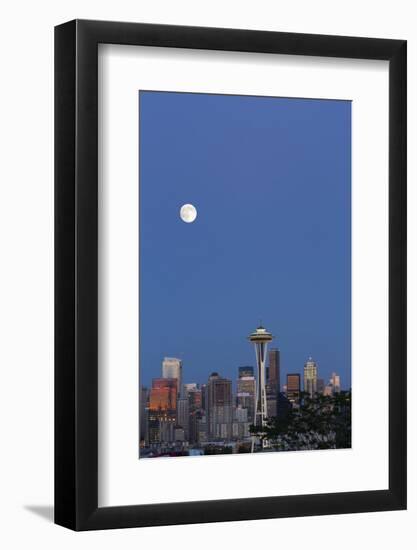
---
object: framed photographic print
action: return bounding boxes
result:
[55,20,406,530]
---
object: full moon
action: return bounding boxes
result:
[180,203,197,223]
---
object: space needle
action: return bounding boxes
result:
[248,324,274,437]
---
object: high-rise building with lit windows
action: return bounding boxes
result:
[188,388,202,409]
[176,397,189,439]
[149,378,177,410]
[148,378,177,443]
[236,374,256,423]
[140,386,149,445]
[323,385,333,396]
[188,388,203,443]
[266,384,278,417]
[330,372,341,393]
[207,372,233,439]
[303,357,318,397]
[238,366,254,378]
[183,382,198,397]
[286,373,301,406]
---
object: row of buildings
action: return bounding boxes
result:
[139,353,342,454]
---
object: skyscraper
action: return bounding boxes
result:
[323,385,333,396]
[176,397,189,440]
[188,387,203,443]
[149,378,177,410]
[324,372,341,396]
[248,325,274,428]
[140,386,149,446]
[268,348,280,392]
[148,378,177,443]
[162,357,182,397]
[200,383,207,412]
[188,388,202,410]
[233,406,250,439]
[183,382,198,397]
[266,384,278,417]
[196,412,208,444]
[330,372,341,393]
[238,366,254,378]
[236,374,256,423]
[304,357,318,397]
[266,348,280,418]
[207,372,233,439]
[286,373,301,406]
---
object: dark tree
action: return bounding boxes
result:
[204,444,233,455]
[250,391,351,451]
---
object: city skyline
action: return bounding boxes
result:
[139,91,351,391]
[139,323,350,458]
[140,332,351,395]
[140,339,350,392]
[142,351,348,396]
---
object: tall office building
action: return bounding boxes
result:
[236,374,256,423]
[248,325,274,428]
[148,378,177,443]
[330,372,341,393]
[316,378,325,394]
[200,383,207,412]
[188,387,203,443]
[174,427,185,442]
[188,388,202,410]
[323,385,333,396]
[268,348,281,392]
[324,372,341,396]
[162,357,182,397]
[196,412,208,444]
[304,357,318,397]
[149,378,177,410]
[286,373,301,406]
[139,386,149,445]
[233,406,250,439]
[183,382,197,397]
[207,372,233,439]
[266,384,278,417]
[266,348,280,417]
[176,397,189,440]
[238,366,254,378]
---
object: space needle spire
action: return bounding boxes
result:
[248,324,274,437]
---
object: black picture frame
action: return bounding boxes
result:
[55,19,407,531]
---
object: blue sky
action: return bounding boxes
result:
[139,91,351,390]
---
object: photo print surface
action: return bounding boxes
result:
[139,91,351,459]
